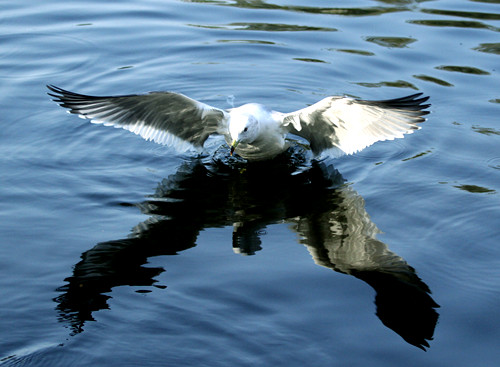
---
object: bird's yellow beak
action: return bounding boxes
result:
[230,140,239,156]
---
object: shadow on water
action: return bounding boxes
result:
[54,147,439,351]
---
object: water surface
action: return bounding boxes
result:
[1,0,500,366]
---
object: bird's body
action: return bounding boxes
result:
[47,85,430,161]
[226,103,288,160]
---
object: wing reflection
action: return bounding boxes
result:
[54,151,439,350]
[292,186,440,351]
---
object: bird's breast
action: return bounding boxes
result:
[226,133,288,161]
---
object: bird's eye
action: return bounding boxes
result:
[243,127,248,132]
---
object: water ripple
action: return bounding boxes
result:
[364,36,417,48]
[219,2,409,16]
[423,203,500,297]
[472,125,500,136]
[0,33,97,80]
[420,8,500,21]
[435,65,490,75]
[408,19,500,32]
[332,48,375,56]
[353,138,411,162]
[216,39,279,45]
[355,80,419,89]
[413,74,454,87]
[454,184,496,194]
[190,22,337,32]
[486,157,500,170]
[473,42,500,54]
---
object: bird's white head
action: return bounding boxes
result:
[229,113,260,155]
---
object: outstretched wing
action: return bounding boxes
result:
[282,93,430,156]
[47,85,229,150]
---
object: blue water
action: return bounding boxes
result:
[1,0,500,366]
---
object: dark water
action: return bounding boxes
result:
[1,0,500,366]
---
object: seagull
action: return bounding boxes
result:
[47,85,430,161]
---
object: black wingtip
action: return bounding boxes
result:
[367,92,431,114]
[47,84,68,101]
[46,84,63,94]
[47,84,77,98]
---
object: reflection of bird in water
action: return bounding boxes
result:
[48,85,429,161]
[292,187,439,351]
[54,152,438,350]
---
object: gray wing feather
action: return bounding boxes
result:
[47,85,229,149]
[282,93,430,156]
